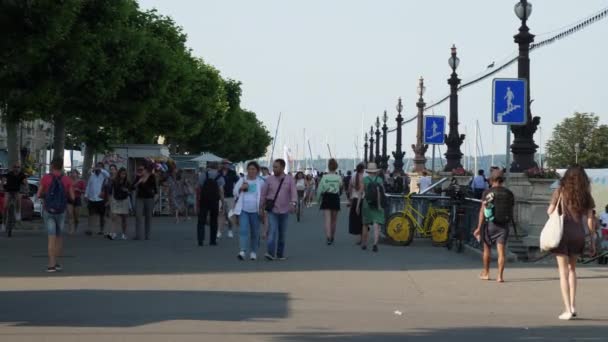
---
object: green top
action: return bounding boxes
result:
[316,173,342,202]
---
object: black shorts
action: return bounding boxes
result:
[88,200,106,216]
[320,193,341,211]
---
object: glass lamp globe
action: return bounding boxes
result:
[514,1,532,20]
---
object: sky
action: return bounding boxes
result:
[137,0,607,161]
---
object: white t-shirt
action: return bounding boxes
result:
[599,212,608,230]
[296,179,306,191]
[241,178,260,213]
[419,176,432,192]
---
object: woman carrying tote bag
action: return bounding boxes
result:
[545,165,596,320]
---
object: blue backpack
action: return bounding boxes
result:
[46,176,67,214]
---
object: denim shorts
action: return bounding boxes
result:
[43,210,66,236]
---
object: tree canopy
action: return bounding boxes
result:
[545,112,608,169]
[0,0,271,167]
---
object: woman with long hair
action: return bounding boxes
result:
[107,167,131,240]
[295,172,306,211]
[348,164,365,244]
[305,174,315,207]
[134,165,157,240]
[316,159,342,245]
[168,169,187,223]
[547,165,596,320]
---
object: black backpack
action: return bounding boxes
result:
[487,187,515,226]
[200,171,222,204]
[366,177,386,209]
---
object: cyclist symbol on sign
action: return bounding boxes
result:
[497,87,521,123]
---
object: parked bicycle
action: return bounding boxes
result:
[385,193,450,246]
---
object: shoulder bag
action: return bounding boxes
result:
[265,177,285,212]
[539,194,564,252]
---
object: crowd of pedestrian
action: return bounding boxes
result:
[4,154,606,321]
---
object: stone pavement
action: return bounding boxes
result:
[1,207,607,342]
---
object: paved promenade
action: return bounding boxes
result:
[1,208,607,341]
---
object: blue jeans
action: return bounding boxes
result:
[239,211,261,254]
[43,210,66,236]
[267,212,289,258]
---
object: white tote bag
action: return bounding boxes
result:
[539,195,564,252]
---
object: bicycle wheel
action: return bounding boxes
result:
[296,201,301,222]
[386,212,415,246]
[430,212,450,247]
[7,202,15,237]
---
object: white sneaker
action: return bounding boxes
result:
[237,251,246,260]
[217,231,222,239]
[121,234,128,240]
[250,252,257,261]
[227,230,234,238]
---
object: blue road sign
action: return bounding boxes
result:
[492,78,527,125]
[424,116,446,145]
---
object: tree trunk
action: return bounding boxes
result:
[5,118,19,168]
[82,144,95,180]
[52,114,66,161]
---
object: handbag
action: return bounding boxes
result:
[539,194,564,252]
[265,177,285,212]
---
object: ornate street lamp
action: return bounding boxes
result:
[364,133,369,163]
[392,98,406,173]
[368,126,375,164]
[511,0,540,171]
[444,44,465,172]
[381,110,389,170]
[375,116,381,165]
[412,77,428,172]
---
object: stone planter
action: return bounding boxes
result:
[506,175,557,250]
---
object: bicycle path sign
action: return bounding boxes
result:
[492,78,527,125]
[424,115,446,145]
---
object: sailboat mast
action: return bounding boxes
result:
[268,112,282,167]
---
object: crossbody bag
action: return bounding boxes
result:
[265,177,285,212]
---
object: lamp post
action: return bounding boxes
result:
[392,98,406,174]
[364,133,369,164]
[444,45,466,172]
[412,77,428,172]
[381,110,389,170]
[368,126,375,164]
[374,117,381,165]
[511,0,540,171]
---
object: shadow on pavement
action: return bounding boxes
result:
[0,289,288,327]
[267,325,608,342]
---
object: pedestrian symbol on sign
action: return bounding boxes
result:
[423,116,446,145]
[497,87,521,123]
[428,121,442,140]
[492,78,527,126]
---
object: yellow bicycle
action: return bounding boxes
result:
[386,193,450,246]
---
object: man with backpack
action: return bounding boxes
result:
[361,163,386,252]
[37,158,75,273]
[197,161,225,246]
[473,170,515,283]
[218,160,239,239]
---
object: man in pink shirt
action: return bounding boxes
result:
[260,159,297,260]
[37,158,75,273]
